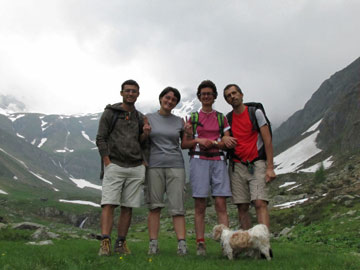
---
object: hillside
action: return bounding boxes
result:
[273,57,360,156]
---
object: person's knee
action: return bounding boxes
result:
[254,200,268,210]
[215,200,227,213]
[121,206,132,214]
[150,207,161,214]
[195,200,207,214]
[237,204,250,213]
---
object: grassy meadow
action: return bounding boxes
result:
[1,222,360,270]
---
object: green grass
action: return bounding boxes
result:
[1,229,360,270]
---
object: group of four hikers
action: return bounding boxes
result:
[95,79,276,256]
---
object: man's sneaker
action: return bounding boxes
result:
[148,240,159,255]
[98,238,111,256]
[114,239,131,254]
[196,242,206,256]
[177,240,187,256]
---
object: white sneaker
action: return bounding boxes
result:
[177,240,187,256]
[148,240,159,255]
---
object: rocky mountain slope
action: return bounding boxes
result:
[273,57,360,156]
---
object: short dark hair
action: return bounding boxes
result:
[159,86,181,105]
[223,84,242,99]
[197,80,218,99]
[121,79,139,91]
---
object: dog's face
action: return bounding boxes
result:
[212,224,228,241]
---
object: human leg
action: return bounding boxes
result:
[214,196,229,227]
[237,203,252,230]
[254,200,270,228]
[173,215,186,240]
[165,168,186,240]
[117,206,132,237]
[99,204,116,256]
[194,198,207,255]
[173,215,187,255]
[249,161,270,228]
[100,204,116,236]
[148,208,161,240]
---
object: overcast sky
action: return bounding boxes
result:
[0,0,359,126]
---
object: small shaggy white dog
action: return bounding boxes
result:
[213,224,272,260]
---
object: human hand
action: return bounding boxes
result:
[265,168,276,183]
[143,116,151,136]
[222,136,237,149]
[103,156,111,167]
[183,116,193,137]
[197,138,214,149]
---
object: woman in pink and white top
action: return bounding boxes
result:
[181,80,232,256]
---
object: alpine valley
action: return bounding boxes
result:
[0,57,359,252]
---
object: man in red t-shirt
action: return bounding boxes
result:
[222,84,276,230]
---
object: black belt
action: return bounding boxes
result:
[188,151,224,157]
[231,156,261,174]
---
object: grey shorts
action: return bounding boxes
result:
[189,158,232,198]
[229,160,269,204]
[101,163,145,208]
[145,168,185,216]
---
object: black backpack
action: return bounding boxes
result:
[99,108,143,180]
[226,102,272,162]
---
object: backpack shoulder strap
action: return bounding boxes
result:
[216,111,225,137]
[226,111,233,136]
[109,110,120,134]
[190,112,199,136]
[247,105,259,132]
[245,102,272,136]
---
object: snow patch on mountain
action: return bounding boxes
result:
[55,148,74,153]
[274,131,322,175]
[37,138,47,148]
[274,198,309,209]
[59,199,100,207]
[81,131,95,144]
[16,133,25,139]
[173,98,199,119]
[287,184,302,191]
[298,156,333,173]
[0,189,8,195]
[279,182,296,188]
[0,147,28,168]
[69,177,102,190]
[29,171,53,185]
[301,119,322,135]
[9,114,25,122]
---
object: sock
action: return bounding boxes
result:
[101,234,110,240]
[178,239,186,242]
[196,238,205,243]
[117,236,126,242]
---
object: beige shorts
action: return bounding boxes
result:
[145,167,186,216]
[229,160,269,204]
[101,163,145,208]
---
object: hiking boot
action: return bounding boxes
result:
[148,240,159,255]
[114,239,131,254]
[98,238,111,256]
[177,240,187,256]
[196,242,206,256]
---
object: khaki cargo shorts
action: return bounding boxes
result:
[145,167,186,216]
[229,160,269,204]
[101,163,145,208]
